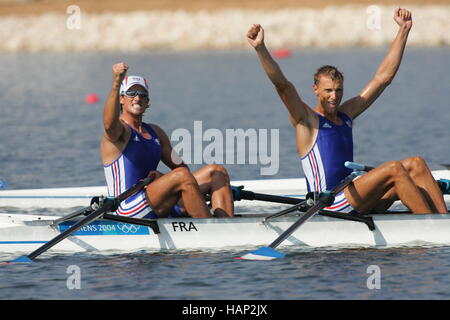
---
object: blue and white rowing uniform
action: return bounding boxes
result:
[300,112,357,213]
[103,123,184,219]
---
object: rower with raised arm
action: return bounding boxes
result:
[100,62,234,218]
[247,8,447,214]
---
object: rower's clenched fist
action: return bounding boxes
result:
[247,24,264,48]
[147,170,164,182]
[112,62,128,83]
[394,8,412,30]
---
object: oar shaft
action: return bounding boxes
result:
[240,190,303,205]
[51,206,94,226]
[268,171,359,250]
[206,187,303,205]
[263,200,307,222]
[238,163,375,260]
[16,177,153,262]
[269,201,324,248]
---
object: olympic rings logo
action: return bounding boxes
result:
[117,223,141,234]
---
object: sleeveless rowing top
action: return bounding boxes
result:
[301,112,353,192]
[104,123,161,199]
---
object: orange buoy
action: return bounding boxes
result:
[273,49,292,59]
[85,93,100,104]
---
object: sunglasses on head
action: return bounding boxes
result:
[124,89,149,98]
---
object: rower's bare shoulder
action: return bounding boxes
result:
[147,123,172,147]
[147,123,167,138]
[147,122,161,131]
[338,78,387,120]
[338,98,360,120]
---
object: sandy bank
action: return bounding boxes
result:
[1,0,450,15]
[1,4,449,52]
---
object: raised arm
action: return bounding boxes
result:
[247,24,315,127]
[103,62,128,142]
[340,8,413,119]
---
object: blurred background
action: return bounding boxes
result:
[1,0,450,51]
[0,0,449,189]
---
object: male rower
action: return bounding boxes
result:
[100,62,234,218]
[247,8,447,214]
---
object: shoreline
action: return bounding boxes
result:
[1,0,450,16]
[1,4,450,52]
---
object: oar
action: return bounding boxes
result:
[240,190,303,204]
[9,177,152,263]
[229,166,371,207]
[50,204,95,227]
[204,186,304,205]
[237,162,369,260]
[262,199,308,222]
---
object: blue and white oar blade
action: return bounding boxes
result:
[237,246,285,260]
[9,256,34,263]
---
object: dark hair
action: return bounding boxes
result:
[314,65,344,85]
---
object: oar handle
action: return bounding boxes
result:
[345,161,374,172]
[117,177,152,202]
[438,179,450,195]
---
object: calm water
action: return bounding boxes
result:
[0,48,449,300]
[1,245,450,300]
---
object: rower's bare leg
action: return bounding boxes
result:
[192,164,234,217]
[145,167,212,218]
[400,156,447,213]
[371,188,398,213]
[344,160,433,214]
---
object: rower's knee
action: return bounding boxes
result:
[205,164,230,183]
[403,156,428,176]
[172,166,196,186]
[386,160,408,180]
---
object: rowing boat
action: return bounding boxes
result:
[1,170,449,256]
[1,212,450,254]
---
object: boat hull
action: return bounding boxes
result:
[1,213,450,255]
